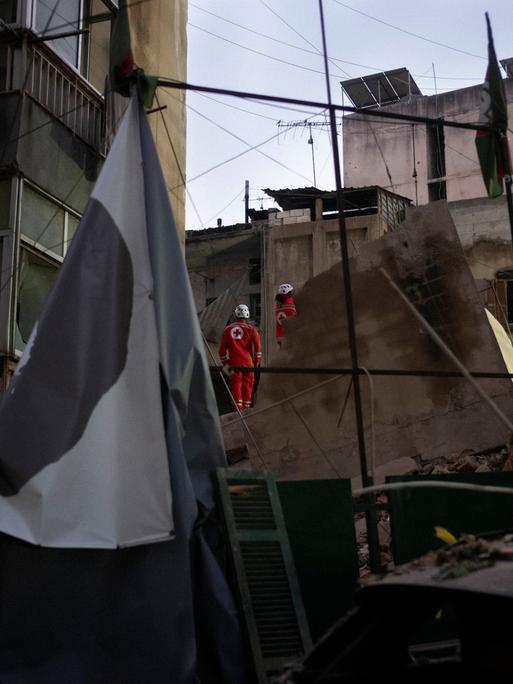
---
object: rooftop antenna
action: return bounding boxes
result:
[307,123,317,187]
[277,119,332,187]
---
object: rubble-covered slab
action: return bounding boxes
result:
[222,201,513,480]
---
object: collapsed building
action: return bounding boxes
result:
[220,202,513,478]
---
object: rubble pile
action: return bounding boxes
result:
[409,444,512,475]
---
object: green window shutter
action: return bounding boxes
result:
[215,468,312,682]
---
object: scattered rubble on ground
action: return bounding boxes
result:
[355,443,513,578]
[408,443,511,475]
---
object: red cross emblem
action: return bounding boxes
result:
[231,325,244,340]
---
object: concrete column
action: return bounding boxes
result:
[129,0,187,243]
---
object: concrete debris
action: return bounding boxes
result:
[222,202,513,480]
[407,444,509,476]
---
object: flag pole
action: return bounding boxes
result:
[502,133,513,250]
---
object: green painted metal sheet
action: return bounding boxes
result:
[277,479,359,642]
[387,472,513,565]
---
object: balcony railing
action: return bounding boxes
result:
[24,44,104,151]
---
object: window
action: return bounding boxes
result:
[249,257,261,285]
[249,293,261,325]
[14,182,81,350]
[21,183,80,259]
[0,0,17,22]
[35,0,82,68]
[428,180,447,202]
[0,178,11,230]
[427,121,447,202]
[16,247,58,349]
[32,1,115,91]
[427,122,446,180]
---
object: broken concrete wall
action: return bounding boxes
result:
[223,201,513,480]
[263,213,383,359]
[448,196,512,280]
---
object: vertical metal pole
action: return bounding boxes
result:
[501,135,513,248]
[308,123,317,187]
[245,179,250,224]
[318,0,381,573]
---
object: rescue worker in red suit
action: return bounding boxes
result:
[275,283,297,346]
[219,304,262,411]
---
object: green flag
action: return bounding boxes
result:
[475,13,510,198]
[109,0,158,108]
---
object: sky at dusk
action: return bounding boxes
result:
[184,0,513,230]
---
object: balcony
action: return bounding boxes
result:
[0,26,107,155]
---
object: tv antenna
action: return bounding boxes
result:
[277,118,334,188]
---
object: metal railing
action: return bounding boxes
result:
[24,44,104,152]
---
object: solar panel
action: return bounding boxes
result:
[341,68,422,109]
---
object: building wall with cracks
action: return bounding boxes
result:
[222,202,513,480]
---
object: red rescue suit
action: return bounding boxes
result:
[275,292,297,344]
[219,321,262,410]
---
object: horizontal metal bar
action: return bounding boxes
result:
[211,365,513,380]
[157,78,491,132]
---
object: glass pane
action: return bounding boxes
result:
[0,178,10,230]
[35,0,81,67]
[0,0,17,22]
[87,0,112,91]
[21,186,64,256]
[67,214,80,250]
[16,248,58,348]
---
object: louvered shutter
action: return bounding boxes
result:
[215,468,312,682]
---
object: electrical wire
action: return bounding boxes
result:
[189,1,484,82]
[331,0,487,61]
[154,92,205,227]
[182,98,314,185]
[200,187,246,229]
[195,92,281,122]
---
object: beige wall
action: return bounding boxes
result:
[343,80,513,206]
[263,214,383,357]
[129,0,187,242]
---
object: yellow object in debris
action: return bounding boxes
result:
[434,526,458,545]
[485,309,513,382]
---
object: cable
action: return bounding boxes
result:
[380,267,513,434]
[158,79,489,132]
[195,92,281,122]
[182,98,314,185]
[201,187,246,229]
[188,23,339,82]
[189,23,474,94]
[189,1,484,82]
[331,0,486,61]
[154,92,205,227]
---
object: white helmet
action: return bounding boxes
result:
[278,283,293,295]
[234,304,250,319]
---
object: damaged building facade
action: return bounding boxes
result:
[215,66,513,482]
[342,64,513,329]
[186,185,410,361]
[0,0,187,392]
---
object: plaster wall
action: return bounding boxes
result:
[447,196,513,280]
[263,213,383,356]
[223,202,513,480]
[343,81,513,206]
[129,0,187,242]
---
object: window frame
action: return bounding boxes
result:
[20,179,81,263]
[25,0,115,90]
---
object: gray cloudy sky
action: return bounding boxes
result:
[185,0,512,230]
